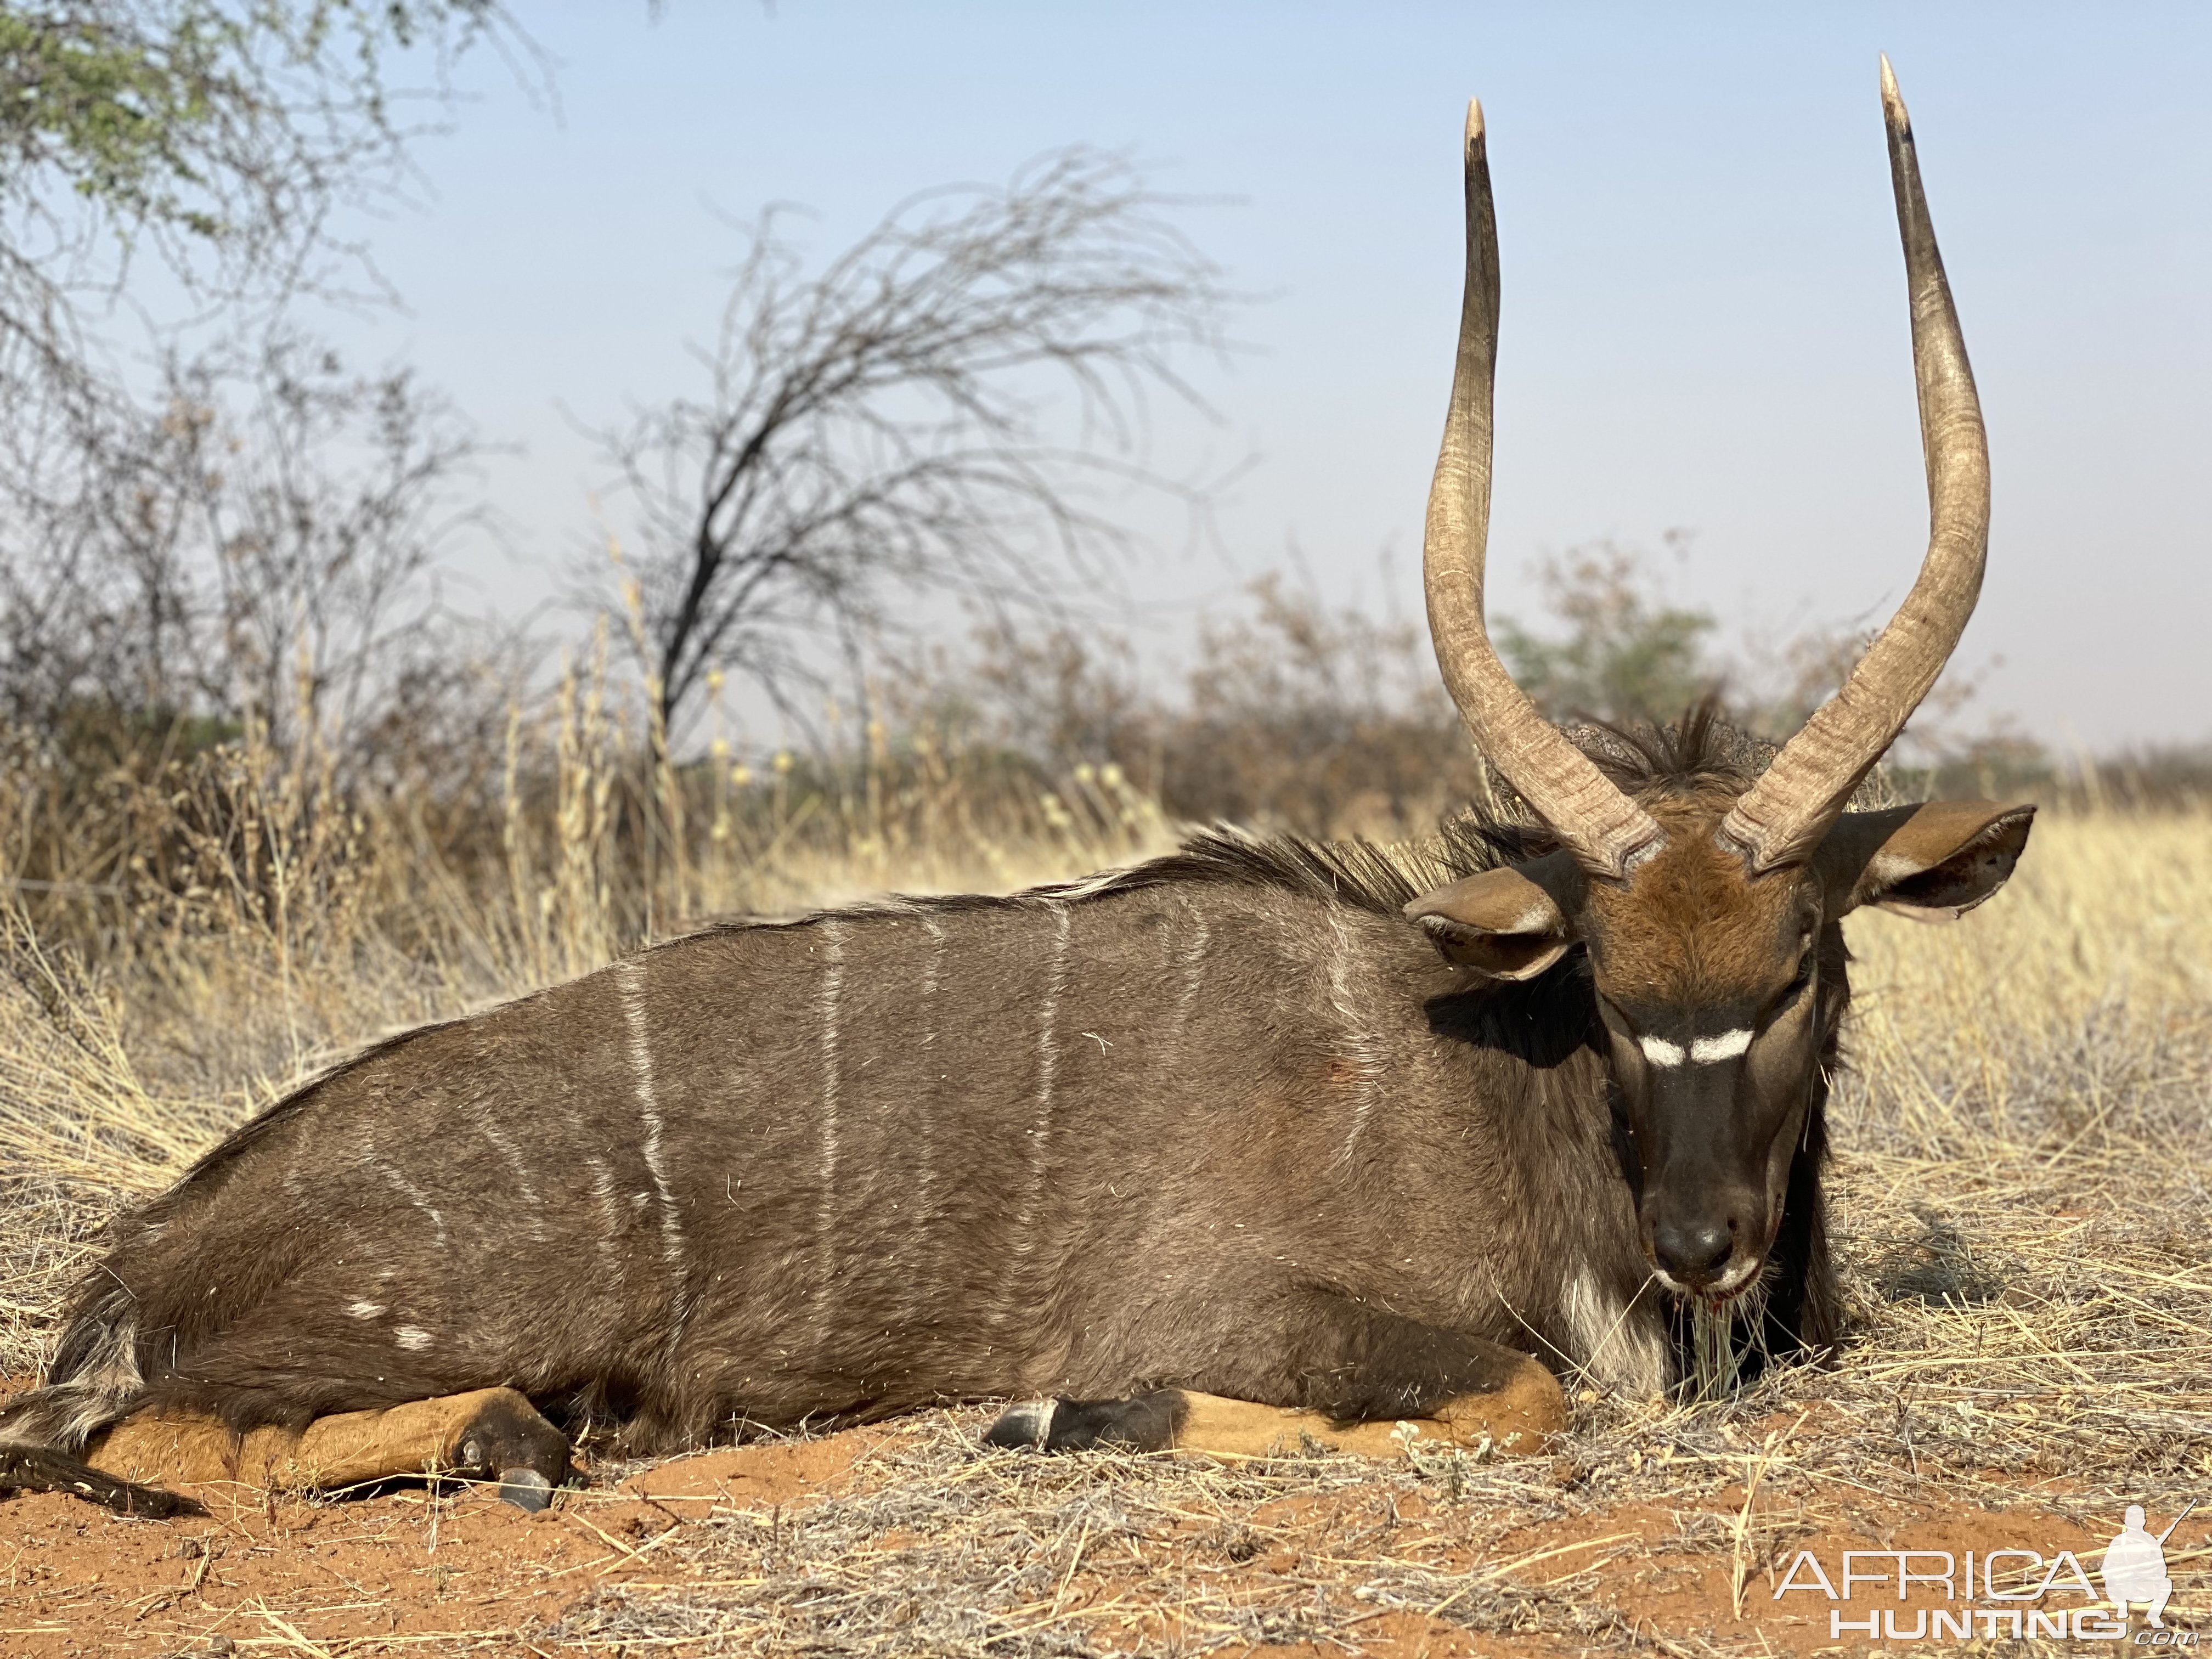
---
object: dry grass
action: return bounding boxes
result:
[3,776,2209,1652]
[554,1414,1647,1655]
[1824,812,2212,1480]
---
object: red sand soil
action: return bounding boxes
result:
[0,1430,891,1657]
[0,1413,2188,1657]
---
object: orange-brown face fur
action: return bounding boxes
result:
[1579,792,1814,1009]
[1577,788,1833,1301]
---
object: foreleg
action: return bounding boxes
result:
[985,1297,1567,1459]
[85,1387,572,1510]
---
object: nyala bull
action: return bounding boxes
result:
[1,60,2032,1517]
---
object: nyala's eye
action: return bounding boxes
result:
[1782,950,1815,1000]
[1759,946,1815,1029]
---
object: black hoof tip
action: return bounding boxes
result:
[496,1466,554,1512]
[453,1392,574,1497]
[983,1400,1058,1451]
[983,1392,1184,1454]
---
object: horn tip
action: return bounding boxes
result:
[1879,55,1908,123]
[1465,98,1485,144]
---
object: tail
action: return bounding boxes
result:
[0,1283,144,1451]
[0,1444,204,1518]
[0,1289,205,1519]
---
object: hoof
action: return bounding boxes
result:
[452,1391,573,1494]
[496,1466,555,1511]
[982,1400,1057,1451]
[983,1393,1181,1454]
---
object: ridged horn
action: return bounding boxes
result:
[1718,58,1991,873]
[1423,100,1664,882]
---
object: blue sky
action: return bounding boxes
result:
[329,3,2210,747]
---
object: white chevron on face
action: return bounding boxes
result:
[1639,1029,1754,1068]
[1690,1028,1753,1063]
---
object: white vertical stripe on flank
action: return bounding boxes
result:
[814,921,849,1307]
[375,1160,448,1251]
[585,1156,624,1269]
[1136,893,1211,1171]
[476,1113,548,1242]
[1326,910,1384,1165]
[915,911,946,1255]
[616,958,689,1331]
[919,912,945,1018]
[1166,893,1211,1047]
[1007,902,1072,1264]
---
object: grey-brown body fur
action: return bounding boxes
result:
[6,761,1837,1459]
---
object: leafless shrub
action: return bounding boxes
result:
[0,332,521,951]
[594,148,1237,740]
[0,334,495,741]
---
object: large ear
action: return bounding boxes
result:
[1404,851,1582,979]
[1813,800,2036,922]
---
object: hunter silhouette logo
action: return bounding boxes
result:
[1769,1496,2199,1643]
[2104,1501,2194,1629]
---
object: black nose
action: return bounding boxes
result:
[1652,1218,1734,1284]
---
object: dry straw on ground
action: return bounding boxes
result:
[2,736,2208,1652]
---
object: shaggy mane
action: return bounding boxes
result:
[1063,819,1519,920]
[1064,705,1781,919]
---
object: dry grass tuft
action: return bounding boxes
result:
[552,1415,1645,1655]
